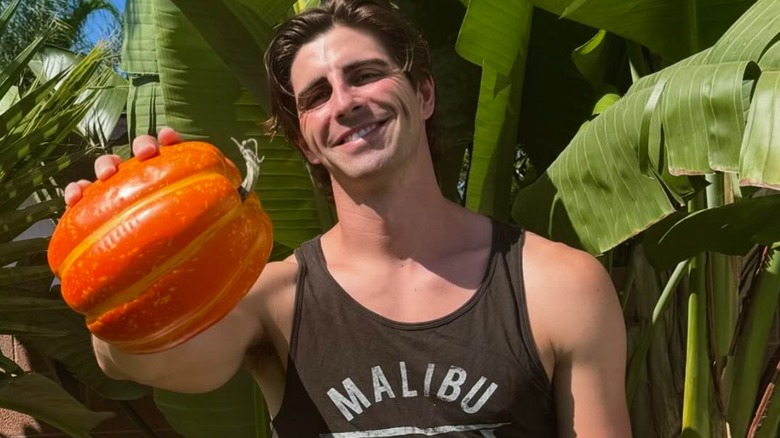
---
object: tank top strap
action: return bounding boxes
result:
[289,236,324,357]
[493,222,551,393]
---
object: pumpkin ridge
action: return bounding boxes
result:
[99,207,272,351]
[82,199,245,323]
[56,170,233,279]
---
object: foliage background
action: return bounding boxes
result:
[2,0,779,436]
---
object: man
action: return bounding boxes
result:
[65,0,631,436]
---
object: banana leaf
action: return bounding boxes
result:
[514,0,780,255]
[644,194,780,269]
[517,10,616,174]
[456,0,533,220]
[0,372,114,438]
[154,371,270,438]
[523,0,756,61]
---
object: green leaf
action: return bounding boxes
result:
[168,0,294,113]
[155,370,269,438]
[0,0,22,37]
[121,0,161,74]
[12,291,150,401]
[0,34,48,102]
[572,30,614,90]
[518,9,611,172]
[513,0,780,254]
[0,73,65,140]
[294,0,320,13]
[524,0,757,61]
[750,353,780,438]
[0,265,55,285]
[0,320,64,336]
[644,194,780,269]
[127,75,168,139]
[0,237,48,267]
[0,151,90,212]
[760,40,780,68]
[0,296,68,310]
[514,85,676,253]
[660,62,759,175]
[0,351,22,375]
[727,249,780,438]
[0,84,19,113]
[0,198,64,243]
[0,102,93,178]
[456,0,533,219]
[740,71,780,189]
[0,372,114,438]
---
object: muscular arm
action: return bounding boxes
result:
[525,234,631,437]
[91,259,297,394]
[553,252,630,437]
[93,292,261,393]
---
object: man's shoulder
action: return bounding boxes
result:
[522,231,621,353]
[522,231,610,292]
[243,257,299,324]
[251,257,299,295]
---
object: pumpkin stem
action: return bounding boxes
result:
[231,137,263,201]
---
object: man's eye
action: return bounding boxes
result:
[354,71,382,84]
[299,90,329,110]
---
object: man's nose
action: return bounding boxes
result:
[332,83,362,121]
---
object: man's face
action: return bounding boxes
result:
[289,25,434,189]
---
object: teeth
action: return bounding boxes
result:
[345,123,377,143]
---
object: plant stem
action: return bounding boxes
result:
[705,173,735,366]
[748,346,780,438]
[119,400,159,438]
[685,0,700,54]
[626,259,689,405]
[727,248,780,438]
[682,194,711,437]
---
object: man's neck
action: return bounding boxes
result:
[332,177,450,259]
[323,156,480,265]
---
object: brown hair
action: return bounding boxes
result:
[264,0,439,198]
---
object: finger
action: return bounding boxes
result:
[132,134,161,160]
[158,127,183,146]
[64,180,92,206]
[94,154,122,181]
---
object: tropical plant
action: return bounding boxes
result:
[0,0,142,436]
[490,0,780,436]
[0,0,122,69]
[35,0,779,436]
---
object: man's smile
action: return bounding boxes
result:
[333,120,388,147]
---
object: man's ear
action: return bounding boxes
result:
[418,76,435,120]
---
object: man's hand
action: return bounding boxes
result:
[63,127,184,206]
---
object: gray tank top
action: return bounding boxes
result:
[272,221,557,437]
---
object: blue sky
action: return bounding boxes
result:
[83,0,126,46]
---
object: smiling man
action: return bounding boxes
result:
[66,0,631,436]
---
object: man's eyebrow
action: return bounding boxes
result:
[343,58,393,74]
[296,58,394,105]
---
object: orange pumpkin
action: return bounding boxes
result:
[47,142,273,354]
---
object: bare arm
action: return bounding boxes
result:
[92,292,262,393]
[524,234,631,437]
[551,250,631,437]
